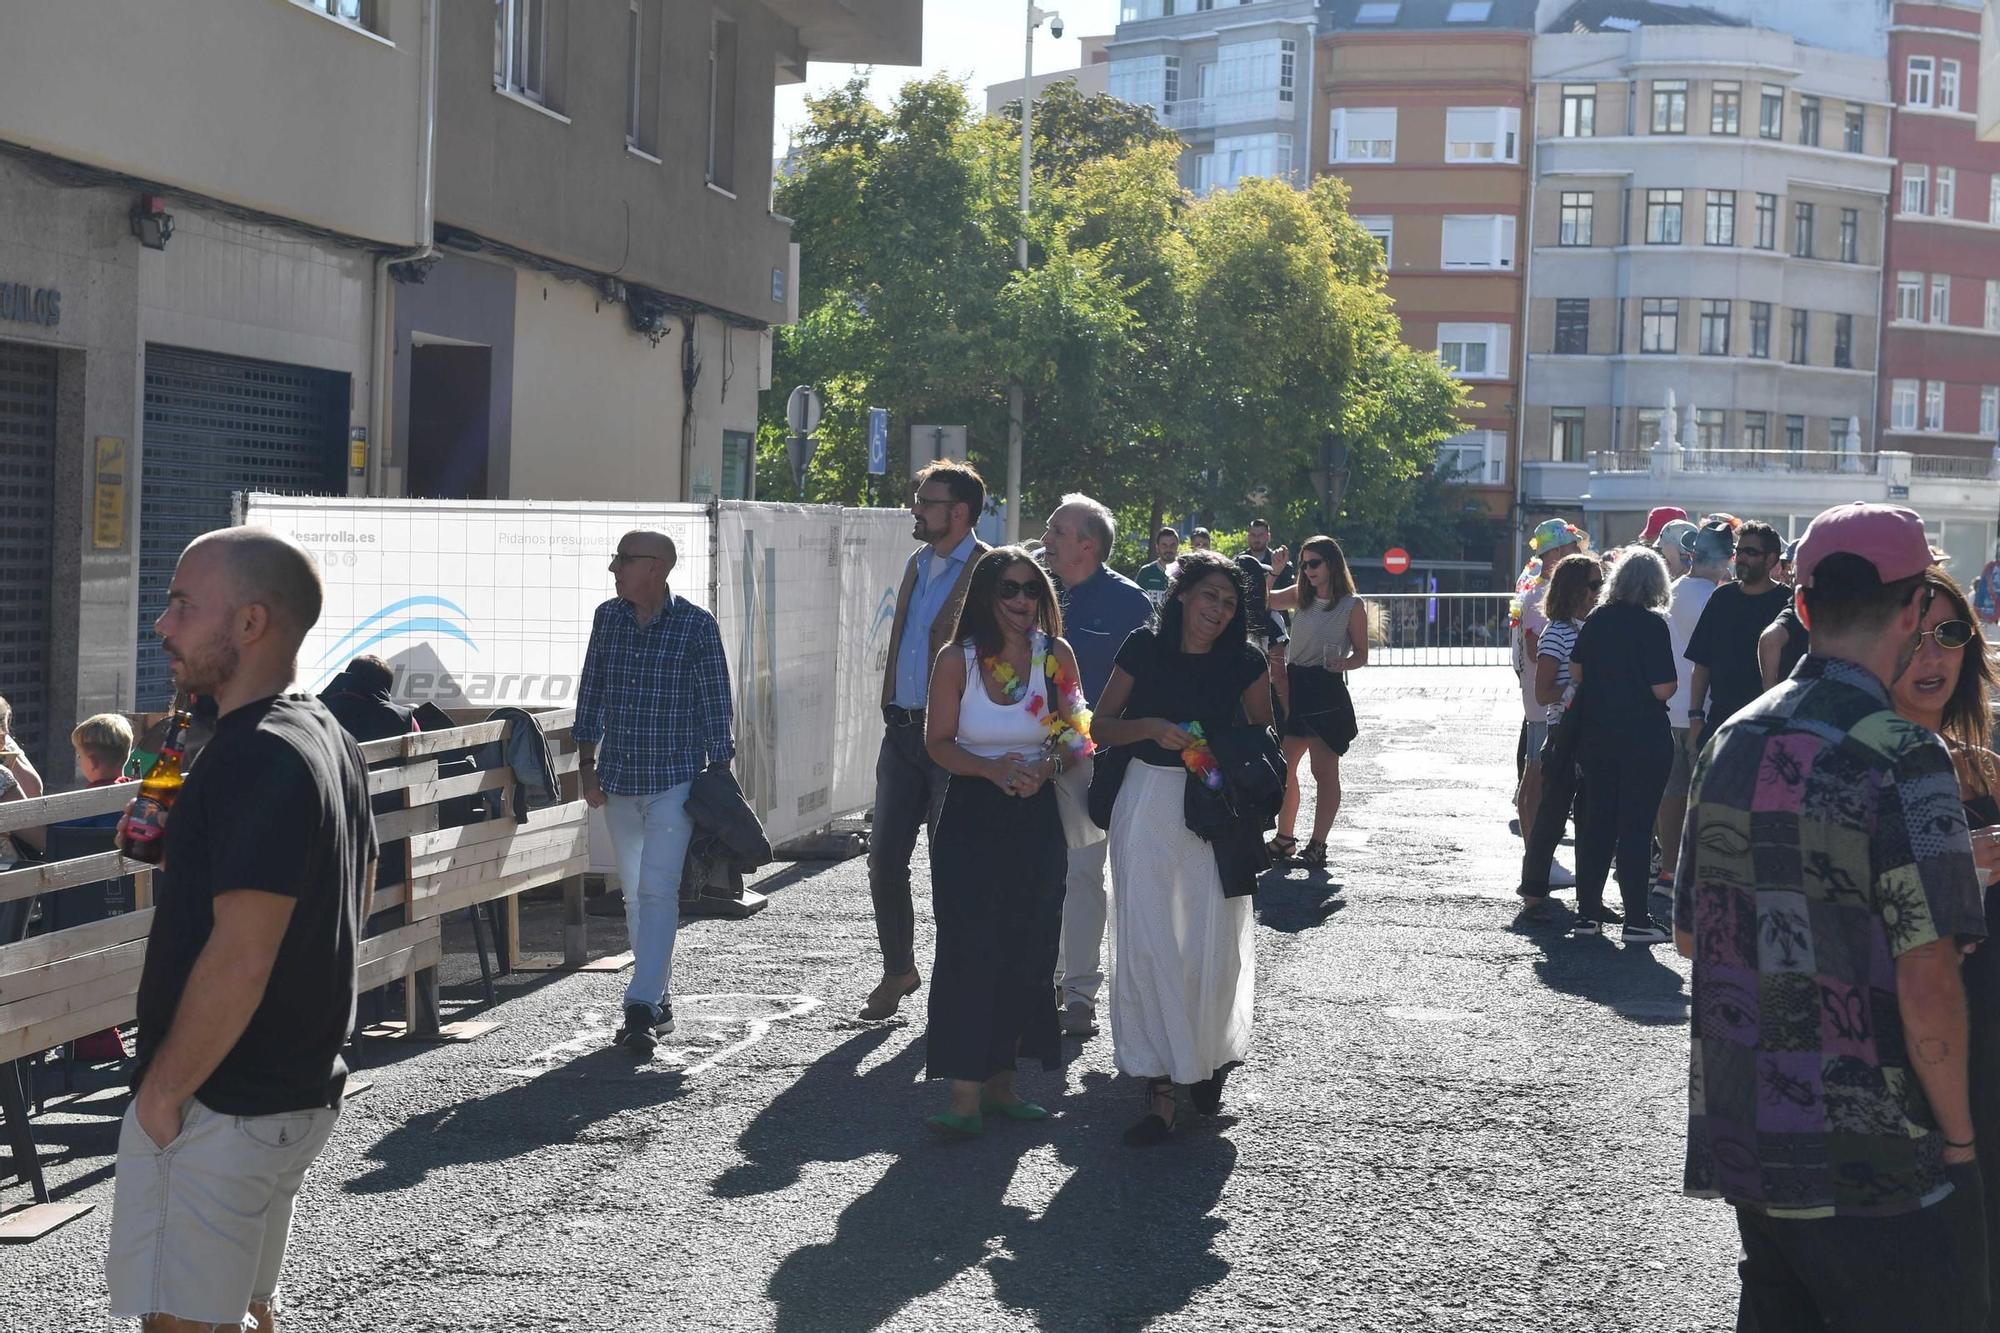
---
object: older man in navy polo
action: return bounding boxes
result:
[1041,492,1155,1037]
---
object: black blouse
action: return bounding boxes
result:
[1112,627,1266,767]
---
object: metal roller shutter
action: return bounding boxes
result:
[138,347,347,710]
[0,342,55,773]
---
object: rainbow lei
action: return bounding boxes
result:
[1181,721,1223,790]
[985,650,1096,760]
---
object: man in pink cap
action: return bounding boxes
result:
[1674,502,1987,1328]
[1638,506,1687,546]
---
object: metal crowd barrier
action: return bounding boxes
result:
[1361,593,1516,667]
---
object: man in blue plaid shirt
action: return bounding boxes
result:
[575,529,735,1056]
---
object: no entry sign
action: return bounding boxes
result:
[1383,547,1411,576]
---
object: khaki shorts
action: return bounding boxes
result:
[107,1097,338,1325]
[1664,726,1695,798]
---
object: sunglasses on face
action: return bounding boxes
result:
[996,578,1045,603]
[1920,619,1976,650]
[1302,558,1325,571]
[611,552,659,567]
[1737,547,1776,560]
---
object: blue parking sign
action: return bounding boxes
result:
[868,407,888,475]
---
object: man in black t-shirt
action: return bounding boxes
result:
[1685,519,1792,745]
[107,527,375,1333]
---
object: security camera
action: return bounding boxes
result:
[1050,14,1064,38]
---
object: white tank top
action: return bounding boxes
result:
[1288,595,1358,670]
[956,633,1054,758]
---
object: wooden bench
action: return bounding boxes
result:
[0,708,596,1239]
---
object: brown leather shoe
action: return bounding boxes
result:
[859,970,921,1020]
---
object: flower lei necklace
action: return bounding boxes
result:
[1181,721,1223,790]
[983,648,1095,760]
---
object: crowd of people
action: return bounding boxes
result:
[10,458,1999,1328]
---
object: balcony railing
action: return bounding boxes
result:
[1164,90,1288,132]
[1589,447,2000,480]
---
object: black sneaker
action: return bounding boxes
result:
[1582,903,1623,926]
[1569,918,1601,937]
[653,1002,676,1039]
[615,1003,658,1055]
[1623,919,1670,945]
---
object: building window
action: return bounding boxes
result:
[1798,95,1821,147]
[1440,214,1516,269]
[1554,298,1590,353]
[1109,54,1177,112]
[1837,208,1858,263]
[1982,386,1998,438]
[1987,279,2000,331]
[1844,106,1864,153]
[1437,323,1508,378]
[1743,410,1768,456]
[1561,85,1596,138]
[1446,0,1493,20]
[1330,107,1396,162]
[1710,82,1741,135]
[1759,86,1784,139]
[1354,1,1401,21]
[1551,408,1586,462]
[495,0,548,104]
[1903,164,1929,214]
[1558,192,1594,246]
[1791,201,1814,258]
[1637,408,1663,448]
[1278,40,1297,103]
[1705,190,1735,246]
[1445,107,1520,163]
[1932,275,1951,324]
[301,0,378,29]
[1198,133,1293,194]
[1695,408,1725,452]
[1699,299,1731,355]
[1909,56,1935,107]
[1833,314,1853,369]
[1754,193,1777,249]
[1926,381,1945,431]
[1941,59,1961,111]
[1436,431,1506,485]
[1749,301,1772,358]
[1651,80,1687,134]
[1640,298,1678,353]
[707,17,739,192]
[1785,415,1806,457]
[1898,273,1923,321]
[1788,309,1809,364]
[1937,166,1956,218]
[1353,216,1393,266]
[1645,189,1684,244]
[1892,379,1920,431]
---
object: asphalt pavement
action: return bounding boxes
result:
[0,666,1737,1332]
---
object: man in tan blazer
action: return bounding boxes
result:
[860,460,989,1020]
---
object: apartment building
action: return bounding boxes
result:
[1881,1,2000,460]
[1519,10,1896,549]
[1316,0,1536,587]
[987,34,1113,114]
[1108,0,1318,194]
[0,0,917,751]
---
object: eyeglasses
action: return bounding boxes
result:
[1920,619,1976,650]
[1302,558,1325,571]
[912,493,953,511]
[611,552,660,567]
[996,578,1045,603]
[1737,546,1778,560]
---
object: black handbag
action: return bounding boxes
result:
[1087,745,1135,830]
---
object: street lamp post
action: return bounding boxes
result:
[1007,3,1061,544]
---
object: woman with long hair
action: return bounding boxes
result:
[1092,551,1273,1145]
[921,546,1088,1136]
[1265,536,1368,869]
[1567,546,1679,942]
[1887,568,2000,1324]
[1516,553,1604,924]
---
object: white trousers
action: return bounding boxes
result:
[1055,839,1109,1006]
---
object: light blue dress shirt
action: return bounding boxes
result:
[893,531,978,708]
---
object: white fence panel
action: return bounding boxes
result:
[832,508,917,820]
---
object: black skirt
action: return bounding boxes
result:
[924,772,1067,1081]
[1282,663,1359,754]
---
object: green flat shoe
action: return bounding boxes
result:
[979,1096,1050,1121]
[925,1110,984,1137]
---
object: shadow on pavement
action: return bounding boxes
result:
[764,1070,1237,1332]
[1526,925,1690,1026]
[343,1047,687,1194]
[1254,873,1345,934]
[713,1026,926,1198]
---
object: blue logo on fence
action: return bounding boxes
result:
[312,595,479,687]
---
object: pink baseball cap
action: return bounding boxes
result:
[1792,503,1934,588]
[1638,506,1688,544]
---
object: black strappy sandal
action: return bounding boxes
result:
[1268,833,1300,863]
[1122,1077,1178,1147]
[1299,839,1328,869]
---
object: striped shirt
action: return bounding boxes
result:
[1536,618,1581,723]
[574,595,735,795]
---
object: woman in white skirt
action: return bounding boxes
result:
[1091,551,1272,1146]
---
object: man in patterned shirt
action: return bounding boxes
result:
[1674,502,1987,1329]
[575,529,735,1056]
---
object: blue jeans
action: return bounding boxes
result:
[604,783,694,1015]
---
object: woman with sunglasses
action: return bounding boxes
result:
[920,547,1084,1136]
[1889,568,2000,1314]
[1092,551,1273,1145]
[1264,536,1368,869]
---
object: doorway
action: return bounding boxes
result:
[407,342,492,499]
